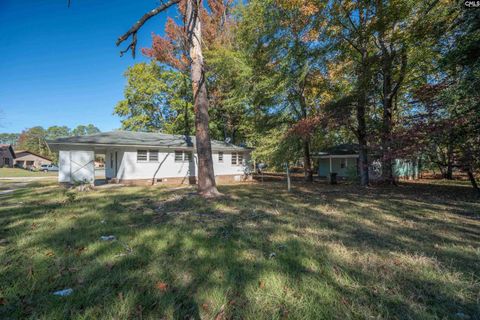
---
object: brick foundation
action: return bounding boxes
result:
[109,174,252,186]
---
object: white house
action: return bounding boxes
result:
[47,131,252,185]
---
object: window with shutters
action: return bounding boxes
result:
[137,150,148,162]
[238,153,243,165]
[218,152,224,162]
[149,150,159,162]
[185,151,193,162]
[231,152,237,165]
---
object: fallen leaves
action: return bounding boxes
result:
[155,282,169,292]
[201,302,210,312]
[75,246,86,256]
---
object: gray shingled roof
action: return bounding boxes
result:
[313,144,359,156]
[47,131,250,151]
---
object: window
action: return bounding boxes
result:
[4,158,9,166]
[149,150,159,162]
[175,151,184,162]
[218,152,224,162]
[137,150,148,161]
[185,151,193,162]
[231,152,244,166]
[340,159,346,169]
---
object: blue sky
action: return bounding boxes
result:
[0,0,173,133]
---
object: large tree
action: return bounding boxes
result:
[236,0,325,182]
[117,0,225,197]
[114,62,193,134]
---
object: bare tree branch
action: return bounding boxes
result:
[116,0,181,58]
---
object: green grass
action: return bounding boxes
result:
[0,168,57,177]
[0,180,479,319]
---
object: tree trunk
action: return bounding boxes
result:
[358,138,369,185]
[380,58,395,184]
[466,168,480,196]
[286,163,291,192]
[381,97,395,184]
[303,140,313,182]
[186,0,220,197]
[298,90,313,183]
[182,73,191,136]
[356,48,370,187]
[446,139,454,179]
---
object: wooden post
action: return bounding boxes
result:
[329,156,332,173]
[286,162,291,192]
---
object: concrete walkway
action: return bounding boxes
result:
[0,176,57,181]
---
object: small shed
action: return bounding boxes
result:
[312,144,359,178]
[312,144,421,180]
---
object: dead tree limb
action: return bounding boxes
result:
[116,0,181,58]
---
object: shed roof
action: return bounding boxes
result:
[313,143,359,156]
[47,131,250,151]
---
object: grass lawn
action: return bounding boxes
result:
[0,180,479,319]
[0,168,57,178]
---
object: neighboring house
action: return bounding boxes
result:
[0,144,16,168]
[14,150,53,169]
[47,131,252,185]
[313,144,420,180]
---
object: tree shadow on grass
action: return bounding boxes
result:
[0,181,479,319]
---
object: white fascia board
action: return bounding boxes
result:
[47,142,251,152]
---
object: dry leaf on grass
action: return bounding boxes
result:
[155,282,169,292]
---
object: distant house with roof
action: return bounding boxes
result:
[0,144,16,168]
[312,144,420,180]
[47,131,252,185]
[14,150,53,170]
